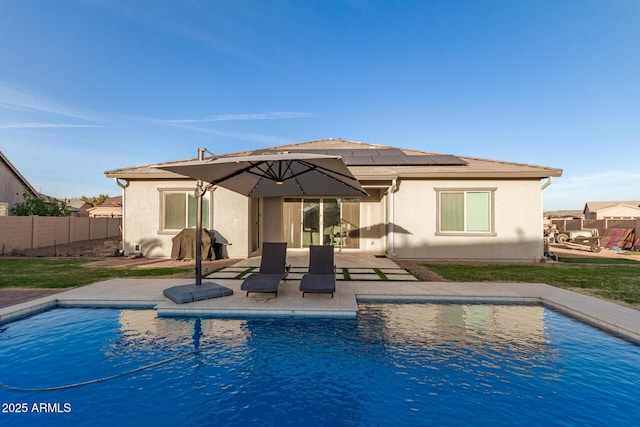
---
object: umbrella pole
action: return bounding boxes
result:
[195,148,205,286]
[195,185,203,286]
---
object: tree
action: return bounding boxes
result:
[10,191,70,216]
[80,194,109,206]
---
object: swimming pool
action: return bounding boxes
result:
[1,304,639,426]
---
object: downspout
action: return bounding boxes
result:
[388,177,398,257]
[114,177,129,190]
[114,178,129,255]
[540,176,555,260]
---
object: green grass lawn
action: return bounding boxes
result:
[0,259,192,289]
[2,257,639,310]
[423,258,640,308]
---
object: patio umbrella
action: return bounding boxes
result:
[157,152,367,198]
[154,150,367,297]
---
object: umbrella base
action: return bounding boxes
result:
[164,282,233,304]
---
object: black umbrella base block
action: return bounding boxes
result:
[164,282,233,304]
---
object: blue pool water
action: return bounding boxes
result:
[1,304,639,426]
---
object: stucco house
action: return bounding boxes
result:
[87,196,123,218]
[583,201,640,220]
[105,139,562,261]
[64,198,94,217]
[0,150,39,216]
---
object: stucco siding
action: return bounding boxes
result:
[360,189,386,252]
[121,178,545,261]
[389,179,544,261]
[212,188,249,258]
[0,162,33,212]
[262,197,283,243]
[123,180,180,257]
[594,205,640,219]
[122,181,251,258]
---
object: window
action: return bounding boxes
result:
[161,190,210,231]
[437,189,495,234]
[0,203,7,216]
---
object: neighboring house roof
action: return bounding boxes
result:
[97,196,123,207]
[584,201,640,214]
[86,196,122,217]
[0,150,40,198]
[65,198,93,209]
[64,198,93,215]
[105,139,563,181]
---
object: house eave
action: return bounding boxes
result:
[107,169,563,182]
[390,170,563,179]
[353,168,563,181]
[105,169,194,180]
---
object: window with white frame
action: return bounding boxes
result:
[161,190,210,231]
[436,189,495,234]
[0,202,8,216]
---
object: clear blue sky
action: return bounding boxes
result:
[1,0,638,210]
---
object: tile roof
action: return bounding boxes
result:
[98,196,122,207]
[584,201,640,212]
[105,138,563,180]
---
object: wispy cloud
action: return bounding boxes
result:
[546,169,640,209]
[0,84,94,121]
[166,122,292,146]
[91,2,285,74]
[167,111,319,124]
[0,122,104,129]
[146,111,317,145]
[558,170,640,189]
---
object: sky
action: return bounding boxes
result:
[0,0,638,211]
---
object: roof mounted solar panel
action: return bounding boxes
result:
[403,155,468,166]
[341,156,373,165]
[251,148,467,166]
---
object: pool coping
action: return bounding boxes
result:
[1,279,639,345]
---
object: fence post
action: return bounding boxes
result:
[31,215,35,250]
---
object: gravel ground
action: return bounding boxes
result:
[3,238,120,258]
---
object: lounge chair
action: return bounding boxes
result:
[300,245,336,298]
[240,242,290,297]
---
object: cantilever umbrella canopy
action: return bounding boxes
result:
[155,151,366,301]
[156,152,367,198]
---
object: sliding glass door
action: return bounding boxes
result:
[303,199,320,247]
[283,198,360,249]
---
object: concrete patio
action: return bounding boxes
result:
[1,253,639,345]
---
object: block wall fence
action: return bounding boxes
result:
[0,216,121,253]
[551,218,640,237]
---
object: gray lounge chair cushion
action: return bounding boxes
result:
[240,273,284,293]
[300,245,336,297]
[300,274,335,294]
[240,242,289,296]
